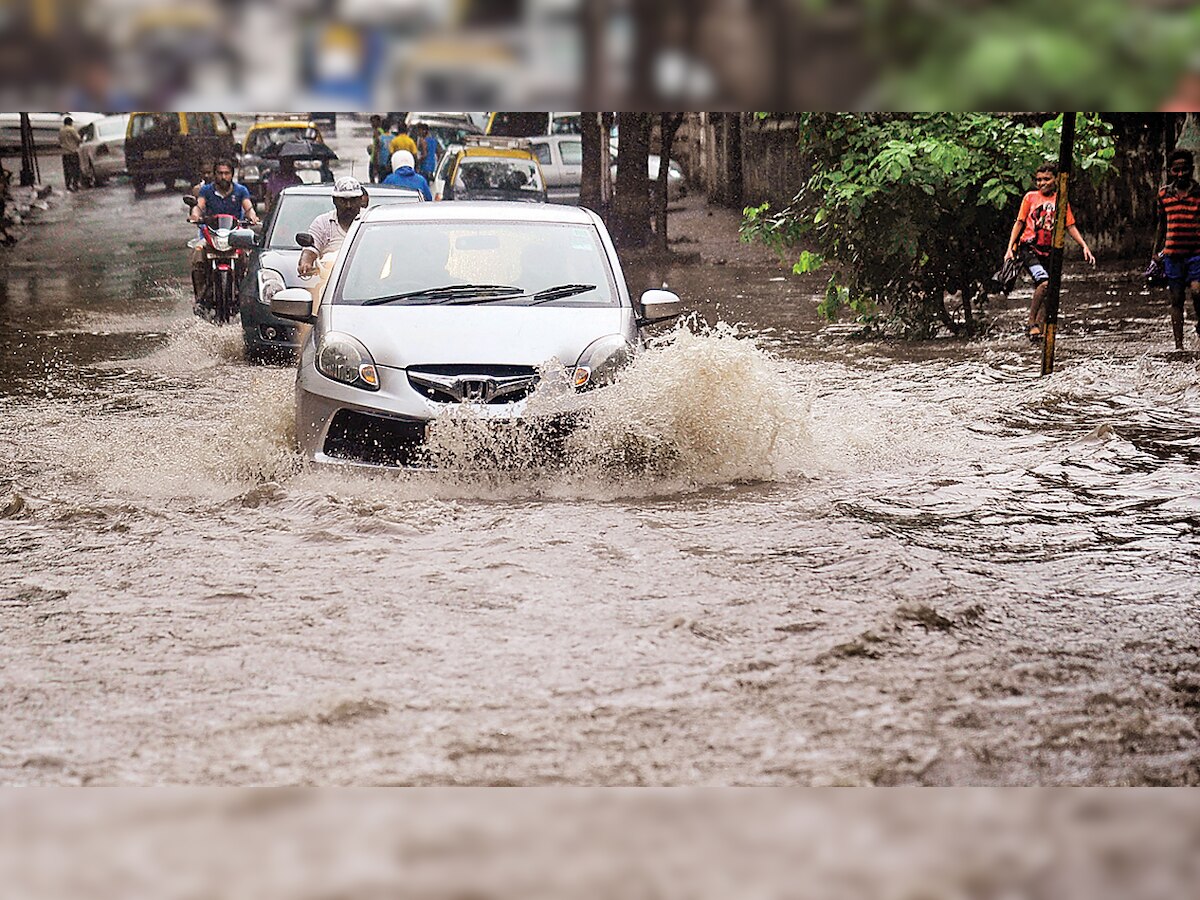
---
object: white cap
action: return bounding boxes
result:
[332,176,363,198]
[392,150,416,172]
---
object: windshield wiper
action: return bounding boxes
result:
[444,283,600,307]
[530,283,597,303]
[362,284,523,306]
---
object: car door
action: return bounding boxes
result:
[555,137,582,204]
[532,141,559,195]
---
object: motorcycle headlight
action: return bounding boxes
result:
[572,334,633,390]
[240,165,261,181]
[316,332,380,391]
[257,267,285,306]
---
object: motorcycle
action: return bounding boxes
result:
[183,195,257,324]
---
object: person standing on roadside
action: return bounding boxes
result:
[388,121,419,163]
[367,114,385,182]
[1004,162,1095,340]
[1151,149,1200,350]
[58,116,82,192]
[416,123,440,180]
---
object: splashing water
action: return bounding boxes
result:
[416,322,813,489]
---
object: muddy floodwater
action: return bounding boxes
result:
[2,131,1199,786]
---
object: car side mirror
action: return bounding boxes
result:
[295,232,315,248]
[271,287,316,323]
[229,229,257,251]
[182,194,198,208]
[637,289,683,326]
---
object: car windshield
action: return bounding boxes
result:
[336,221,617,308]
[455,158,544,193]
[267,192,420,249]
[249,126,317,154]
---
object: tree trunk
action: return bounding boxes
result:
[612,112,652,249]
[655,113,684,254]
[580,112,604,214]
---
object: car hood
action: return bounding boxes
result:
[328,305,630,369]
[455,189,546,202]
[255,249,306,286]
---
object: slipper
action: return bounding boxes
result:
[1027,325,1043,339]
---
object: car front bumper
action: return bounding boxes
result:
[296,361,585,468]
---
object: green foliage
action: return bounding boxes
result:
[742,113,1115,337]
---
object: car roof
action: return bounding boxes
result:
[277,183,423,200]
[361,202,598,226]
[528,134,581,147]
[460,146,537,161]
[249,120,316,131]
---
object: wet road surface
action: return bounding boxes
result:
[2,120,1199,785]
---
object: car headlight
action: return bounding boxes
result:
[572,334,632,390]
[257,267,285,306]
[316,332,380,391]
[240,164,260,181]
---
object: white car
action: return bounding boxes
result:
[269,202,684,467]
[529,134,582,204]
[0,111,104,155]
[78,114,130,187]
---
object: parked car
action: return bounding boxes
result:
[125,112,237,195]
[0,112,102,155]
[240,182,424,362]
[78,114,130,187]
[486,112,581,137]
[529,134,582,204]
[267,202,684,467]
[237,118,325,205]
[404,112,483,151]
[441,139,547,203]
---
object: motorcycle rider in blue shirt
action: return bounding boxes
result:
[188,159,258,306]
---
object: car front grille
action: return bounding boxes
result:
[323,409,429,466]
[407,364,540,405]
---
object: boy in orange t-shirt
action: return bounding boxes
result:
[1003,162,1095,339]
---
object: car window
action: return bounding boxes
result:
[130,113,178,138]
[98,117,126,139]
[215,114,231,135]
[267,191,422,249]
[186,113,216,136]
[551,114,581,135]
[337,221,617,307]
[532,144,551,166]
[454,158,544,192]
[559,139,582,166]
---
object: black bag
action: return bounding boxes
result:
[1145,253,1169,287]
[986,256,1022,294]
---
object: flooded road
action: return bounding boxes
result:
[2,123,1199,785]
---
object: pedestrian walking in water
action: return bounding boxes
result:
[1151,149,1200,350]
[367,114,385,183]
[58,116,82,192]
[1004,162,1095,340]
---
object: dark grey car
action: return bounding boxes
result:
[239,183,424,363]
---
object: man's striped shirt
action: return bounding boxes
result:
[1158,185,1200,255]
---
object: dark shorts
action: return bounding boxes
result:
[1018,243,1050,284]
[1162,253,1200,287]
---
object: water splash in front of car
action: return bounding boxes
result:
[416,321,813,491]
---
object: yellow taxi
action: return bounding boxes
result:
[238,118,326,204]
[437,137,548,203]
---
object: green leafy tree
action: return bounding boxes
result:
[741,113,1115,337]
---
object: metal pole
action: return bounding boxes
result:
[1041,112,1076,376]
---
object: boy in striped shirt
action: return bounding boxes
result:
[1152,149,1200,349]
